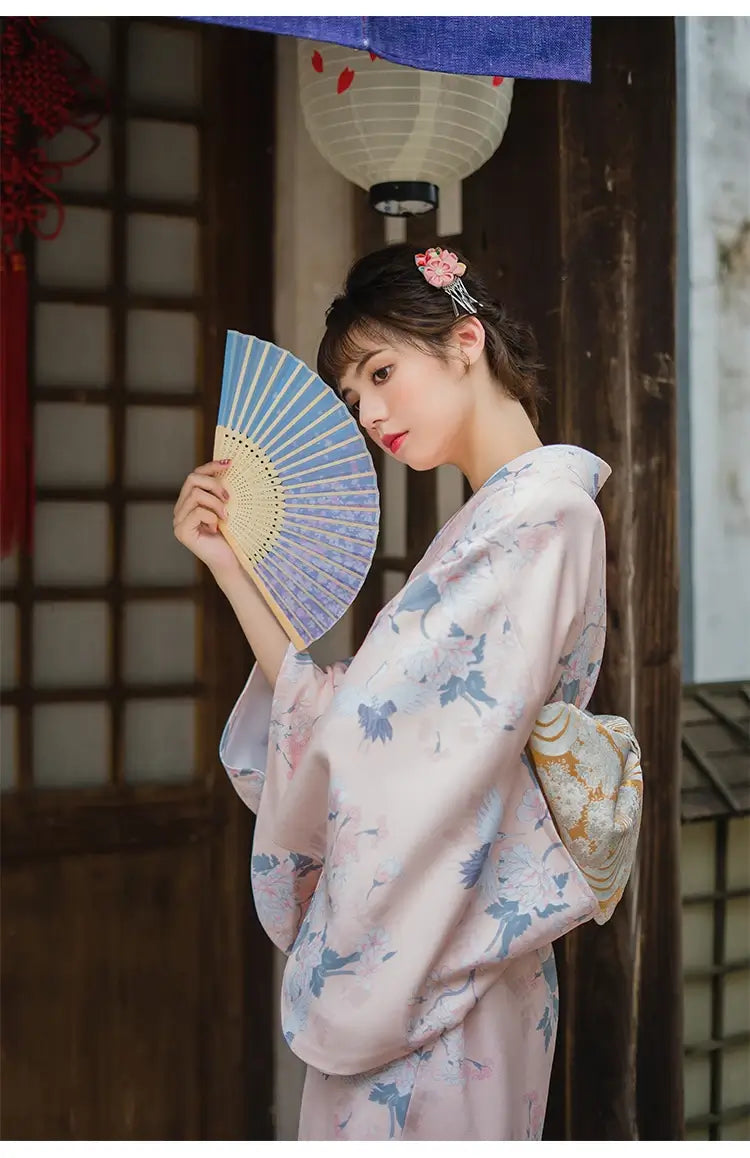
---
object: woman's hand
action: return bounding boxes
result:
[173,460,240,582]
[173,459,292,687]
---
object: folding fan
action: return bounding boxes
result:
[214,331,380,650]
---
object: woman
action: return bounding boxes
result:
[173,245,639,1140]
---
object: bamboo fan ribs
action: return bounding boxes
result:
[214,331,380,649]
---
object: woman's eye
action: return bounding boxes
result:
[372,365,391,384]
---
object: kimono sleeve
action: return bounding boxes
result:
[220,642,352,954]
[280,482,604,1075]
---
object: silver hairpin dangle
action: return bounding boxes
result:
[415,247,480,316]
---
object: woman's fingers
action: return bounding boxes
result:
[194,460,231,476]
[174,504,220,542]
[175,466,228,509]
[173,487,227,530]
[174,458,230,499]
[174,464,230,522]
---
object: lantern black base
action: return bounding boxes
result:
[369,182,439,217]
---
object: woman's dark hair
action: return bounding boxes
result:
[317,243,545,428]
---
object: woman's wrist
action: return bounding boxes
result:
[213,560,260,605]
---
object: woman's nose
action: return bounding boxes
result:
[358,389,388,433]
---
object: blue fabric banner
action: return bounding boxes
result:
[186,16,591,82]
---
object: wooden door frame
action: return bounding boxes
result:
[202,23,277,1139]
[0,21,276,1140]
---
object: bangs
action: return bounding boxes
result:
[317,311,396,394]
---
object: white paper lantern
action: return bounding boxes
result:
[298,40,514,216]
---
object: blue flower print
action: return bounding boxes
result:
[460,788,504,889]
[358,699,397,743]
[535,949,559,1052]
[485,897,533,958]
[438,632,498,715]
[389,575,441,637]
[310,946,362,997]
[459,844,492,889]
[484,844,571,957]
[368,1082,412,1138]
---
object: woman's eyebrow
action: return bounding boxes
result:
[355,348,387,376]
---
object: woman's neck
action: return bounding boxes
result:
[453,372,543,492]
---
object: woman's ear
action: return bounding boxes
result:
[451,316,486,366]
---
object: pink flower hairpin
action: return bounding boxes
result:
[415,247,480,316]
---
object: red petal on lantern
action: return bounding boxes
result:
[312,50,323,73]
[492,76,504,86]
[369,51,378,62]
[337,67,355,94]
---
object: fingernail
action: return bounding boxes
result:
[219,458,231,465]
[223,509,229,519]
[222,489,229,500]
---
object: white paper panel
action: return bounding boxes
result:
[34,502,110,586]
[127,214,199,296]
[1,706,17,791]
[683,980,712,1045]
[128,23,200,108]
[681,903,714,969]
[680,819,715,894]
[36,304,110,389]
[33,702,110,788]
[126,310,197,393]
[381,454,406,557]
[125,406,198,488]
[127,120,199,201]
[437,463,466,527]
[124,504,197,585]
[46,17,112,81]
[683,1054,711,1118]
[725,895,750,960]
[124,698,196,783]
[723,1116,750,1141]
[382,570,406,606]
[123,601,196,683]
[33,602,109,687]
[46,117,112,194]
[724,971,750,1035]
[1,603,17,690]
[35,208,111,288]
[723,1042,750,1110]
[727,815,750,889]
[35,403,110,487]
[0,551,18,585]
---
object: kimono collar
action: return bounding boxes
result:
[482,444,611,501]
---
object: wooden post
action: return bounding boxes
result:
[554,16,683,1140]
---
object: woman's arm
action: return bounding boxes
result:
[215,566,290,688]
[174,462,354,954]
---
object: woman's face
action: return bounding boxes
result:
[337,331,479,471]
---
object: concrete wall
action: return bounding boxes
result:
[682,17,750,682]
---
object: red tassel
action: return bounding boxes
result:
[0,251,32,557]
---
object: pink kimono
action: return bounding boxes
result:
[220,444,618,1140]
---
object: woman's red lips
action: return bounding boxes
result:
[382,432,407,452]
